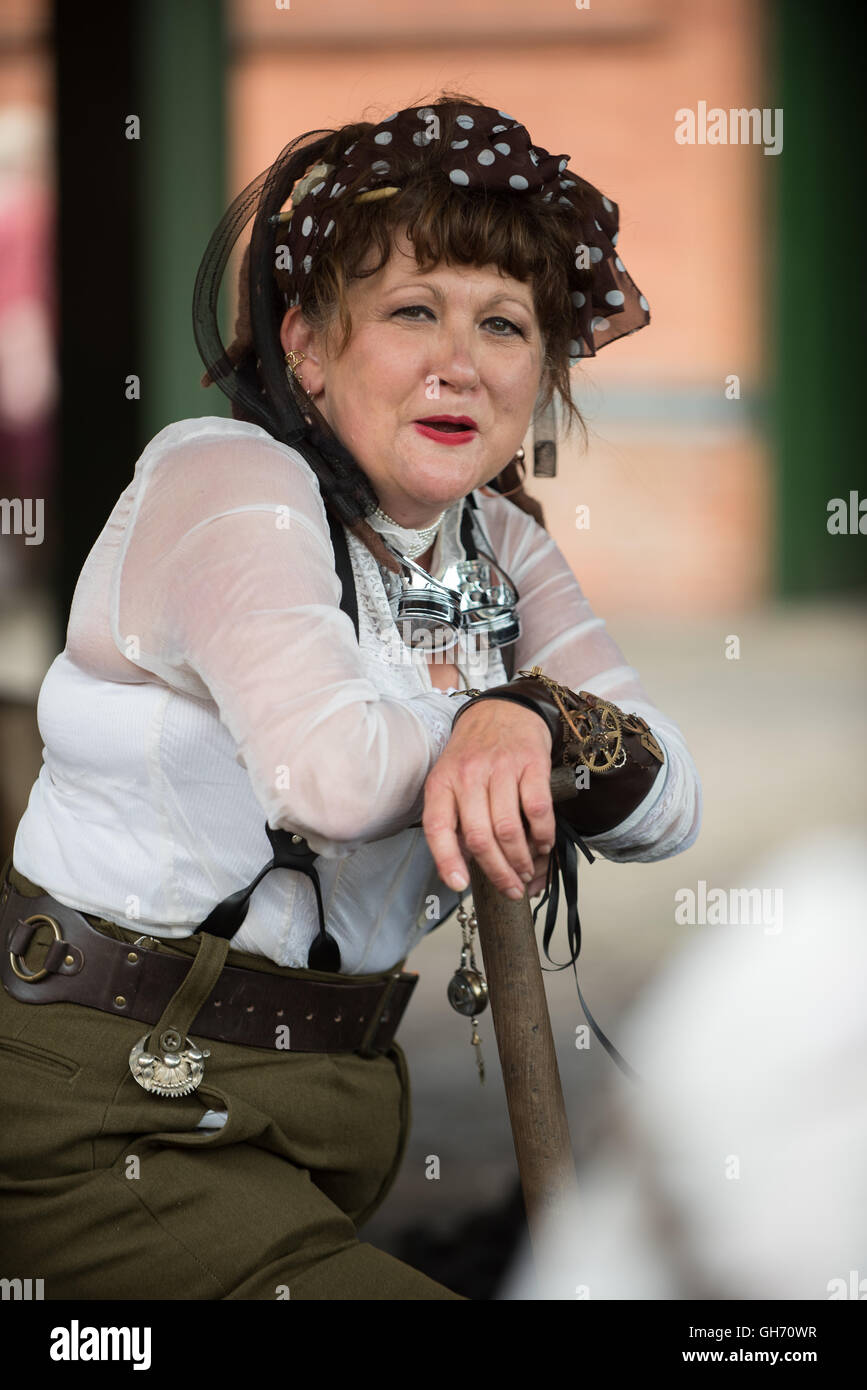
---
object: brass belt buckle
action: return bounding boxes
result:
[9,914,63,982]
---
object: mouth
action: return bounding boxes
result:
[413,415,478,445]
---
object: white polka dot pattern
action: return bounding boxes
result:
[271,100,651,363]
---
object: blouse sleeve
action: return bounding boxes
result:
[111,422,462,858]
[480,491,702,863]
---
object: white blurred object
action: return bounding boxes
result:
[499,826,867,1299]
[0,105,51,181]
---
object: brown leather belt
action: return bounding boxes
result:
[0,880,417,1055]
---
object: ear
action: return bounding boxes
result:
[279,306,325,395]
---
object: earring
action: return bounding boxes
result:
[532,398,557,477]
[284,350,312,397]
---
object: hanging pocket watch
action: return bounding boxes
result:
[447,898,489,1083]
[447,953,489,1016]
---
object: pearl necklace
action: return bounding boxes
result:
[372,505,447,560]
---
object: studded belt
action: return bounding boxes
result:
[0,879,417,1057]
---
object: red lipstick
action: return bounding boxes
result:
[413,415,478,445]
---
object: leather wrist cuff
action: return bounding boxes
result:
[451,678,563,753]
[450,667,665,837]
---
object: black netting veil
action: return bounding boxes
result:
[192,128,381,528]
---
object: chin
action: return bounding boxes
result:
[409,482,474,516]
[403,453,486,501]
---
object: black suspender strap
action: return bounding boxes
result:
[327,507,359,640]
[460,492,479,559]
[464,491,517,679]
[194,824,339,971]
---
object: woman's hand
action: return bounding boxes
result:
[423,699,557,900]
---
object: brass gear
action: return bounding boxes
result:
[519,667,624,774]
[562,697,623,773]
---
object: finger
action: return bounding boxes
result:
[526,848,552,897]
[455,777,527,901]
[422,775,470,891]
[518,763,557,854]
[488,767,535,883]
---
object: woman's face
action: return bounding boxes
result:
[279,226,545,528]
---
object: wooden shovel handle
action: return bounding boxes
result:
[468,851,579,1264]
[409,764,583,1269]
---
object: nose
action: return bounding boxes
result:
[429,318,482,393]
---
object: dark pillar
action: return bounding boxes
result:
[53,0,139,635]
[770,0,867,595]
[135,0,228,442]
[52,0,227,632]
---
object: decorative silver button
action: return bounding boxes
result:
[129,1031,210,1098]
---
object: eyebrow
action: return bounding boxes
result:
[383,281,533,313]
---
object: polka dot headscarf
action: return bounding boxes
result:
[271,100,650,365]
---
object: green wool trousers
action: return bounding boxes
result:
[0,859,464,1300]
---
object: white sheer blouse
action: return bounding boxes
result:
[13,416,701,974]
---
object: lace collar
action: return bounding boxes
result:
[365,494,471,577]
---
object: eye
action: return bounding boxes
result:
[483,316,525,338]
[393,304,435,321]
[393,306,526,336]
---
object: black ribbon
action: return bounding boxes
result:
[532,810,640,1083]
[194,824,341,972]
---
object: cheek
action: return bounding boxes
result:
[493,353,541,415]
[327,362,394,453]
[492,329,541,377]
[337,334,415,407]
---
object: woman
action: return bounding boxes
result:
[0,94,701,1300]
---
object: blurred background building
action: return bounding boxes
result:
[0,0,864,1299]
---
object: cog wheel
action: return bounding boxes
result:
[563,698,623,773]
